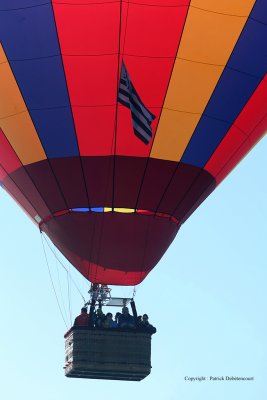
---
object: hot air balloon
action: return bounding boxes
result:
[0,0,266,381]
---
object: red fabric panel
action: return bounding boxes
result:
[123,2,188,58]
[0,166,6,181]
[62,55,117,156]
[72,105,116,156]
[0,129,21,173]
[115,0,189,155]
[53,0,189,156]
[52,2,119,156]
[205,76,267,184]
[233,75,267,135]
[53,2,120,55]
[248,115,267,144]
[216,117,267,184]
[205,126,247,180]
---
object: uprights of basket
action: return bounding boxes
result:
[87,283,111,308]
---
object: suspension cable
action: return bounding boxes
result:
[67,262,72,326]
[55,252,69,325]
[41,232,86,303]
[40,232,68,329]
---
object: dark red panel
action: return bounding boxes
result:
[156,163,201,215]
[16,156,215,217]
[179,180,215,224]
[113,156,147,208]
[0,131,51,218]
[10,168,52,219]
[49,157,89,208]
[11,155,215,284]
[1,171,38,223]
[136,158,177,211]
[41,212,180,285]
[174,170,216,221]
[82,156,114,207]
[25,160,68,213]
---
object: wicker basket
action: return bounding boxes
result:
[64,328,152,381]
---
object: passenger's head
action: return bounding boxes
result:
[96,308,103,315]
[122,306,129,315]
[137,316,142,322]
[143,314,148,321]
[115,312,121,319]
[81,307,87,313]
[106,312,113,319]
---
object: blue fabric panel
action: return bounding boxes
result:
[0,1,45,10]
[30,108,78,158]
[0,3,79,158]
[0,4,59,59]
[201,70,260,124]
[250,0,267,24]
[72,208,90,212]
[182,118,231,168]
[91,208,104,213]
[228,18,267,77]
[181,11,266,168]
[11,58,70,109]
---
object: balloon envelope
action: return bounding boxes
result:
[0,0,266,285]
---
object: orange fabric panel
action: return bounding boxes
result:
[151,1,256,161]
[0,45,46,165]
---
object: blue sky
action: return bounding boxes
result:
[0,136,266,400]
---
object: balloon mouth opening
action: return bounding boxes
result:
[37,207,180,228]
[39,208,181,285]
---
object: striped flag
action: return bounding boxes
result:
[117,61,156,144]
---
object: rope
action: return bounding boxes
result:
[40,232,68,328]
[55,253,69,325]
[67,262,72,326]
[41,232,86,303]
